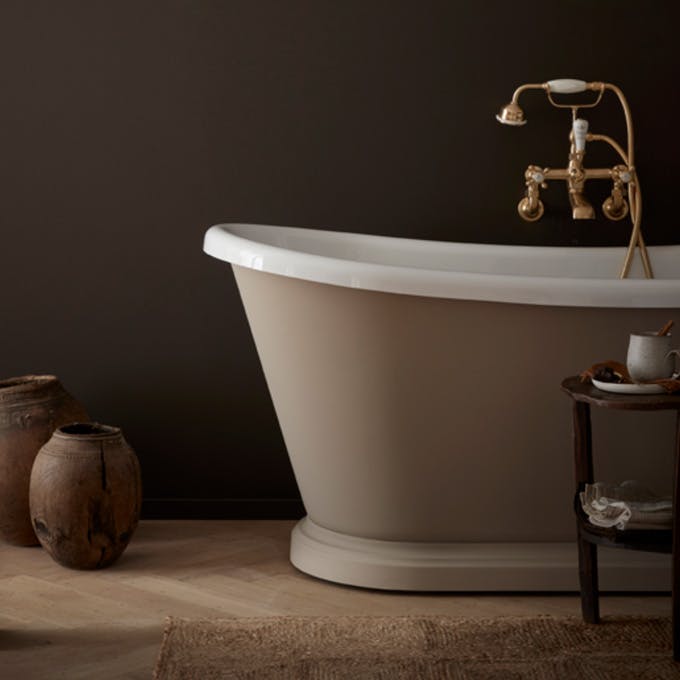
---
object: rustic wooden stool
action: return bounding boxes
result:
[561,376,680,660]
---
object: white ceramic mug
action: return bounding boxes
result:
[626,332,678,382]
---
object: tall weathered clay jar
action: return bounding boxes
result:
[0,375,88,546]
[29,423,142,569]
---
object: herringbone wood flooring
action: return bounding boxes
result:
[0,520,671,679]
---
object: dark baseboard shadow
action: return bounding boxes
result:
[141,497,305,520]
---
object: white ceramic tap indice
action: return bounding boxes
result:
[626,332,678,382]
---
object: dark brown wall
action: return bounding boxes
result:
[2,2,679,516]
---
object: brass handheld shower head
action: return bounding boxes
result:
[496,101,526,126]
[494,82,545,127]
[495,80,604,127]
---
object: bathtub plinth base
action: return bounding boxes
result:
[291,518,670,592]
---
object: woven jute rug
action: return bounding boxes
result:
[153,615,679,679]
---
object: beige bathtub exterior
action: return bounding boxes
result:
[233,264,677,590]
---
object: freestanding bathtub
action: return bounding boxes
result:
[204,223,680,591]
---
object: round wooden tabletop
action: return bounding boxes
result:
[561,375,680,411]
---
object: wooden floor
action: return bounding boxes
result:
[0,520,671,679]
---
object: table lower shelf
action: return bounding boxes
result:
[575,496,672,554]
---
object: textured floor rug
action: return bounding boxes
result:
[153,615,678,679]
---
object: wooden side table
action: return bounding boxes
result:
[561,376,680,660]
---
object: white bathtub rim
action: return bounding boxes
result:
[204,223,680,308]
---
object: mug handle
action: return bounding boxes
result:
[666,349,680,378]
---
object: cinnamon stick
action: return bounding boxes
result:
[657,320,674,336]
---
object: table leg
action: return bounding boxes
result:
[573,400,599,623]
[577,537,600,623]
[673,412,680,660]
[573,401,594,486]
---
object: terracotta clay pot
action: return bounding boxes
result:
[0,375,88,546]
[29,423,142,569]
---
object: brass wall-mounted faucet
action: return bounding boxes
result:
[496,79,652,279]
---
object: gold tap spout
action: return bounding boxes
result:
[568,191,595,220]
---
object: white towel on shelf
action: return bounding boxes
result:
[579,480,672,531]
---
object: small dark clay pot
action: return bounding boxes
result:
[29,423,142,569]
[0,375,88,546]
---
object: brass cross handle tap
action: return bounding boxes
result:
[518,166,546,221]
[602,165,631,221]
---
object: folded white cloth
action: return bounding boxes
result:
[579,480,672,530]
